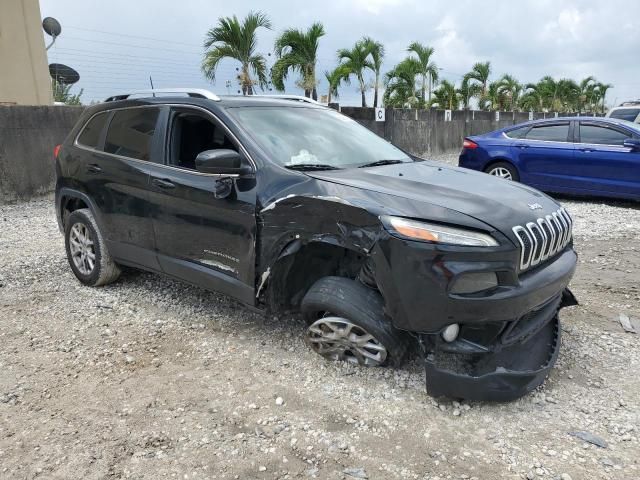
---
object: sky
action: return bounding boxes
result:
[40,0,640,107]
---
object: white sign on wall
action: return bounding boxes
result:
[444,110,452,122]
[375,107,385,122]
[495,111,500,121]
[529,111,534,121]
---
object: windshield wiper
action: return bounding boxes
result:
[284,163,341,171]
[358,159,407,168]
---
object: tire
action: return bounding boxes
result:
[301,276,410,368]
[485,161,520,182]
[64,208,121,287]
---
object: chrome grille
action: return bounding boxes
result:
[513,207,572,271]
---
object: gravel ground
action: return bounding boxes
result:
[1,156,639,479]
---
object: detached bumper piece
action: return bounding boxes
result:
[424,306,564,402]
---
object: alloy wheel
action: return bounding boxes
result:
[306,316,388,366]
[69,222,96,275]
[488,166,513,180]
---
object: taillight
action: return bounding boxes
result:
[54,144,61,159]
[463,139,478,149]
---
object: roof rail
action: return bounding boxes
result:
[258,94,320,104]
[104,88,220,102]
[618,100,640,107]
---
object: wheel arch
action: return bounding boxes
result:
[56,188,104,233]
[260,239,370,312]
[483,158,521,180]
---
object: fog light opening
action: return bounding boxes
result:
[442,323,460,343]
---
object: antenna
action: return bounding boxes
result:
[149,76,155,96]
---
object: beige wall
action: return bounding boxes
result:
[0,0,52,105]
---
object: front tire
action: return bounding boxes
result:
[485,161,519,181]
[64,208,121,287]
[301,276,409,367]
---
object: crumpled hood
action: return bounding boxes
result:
[307,161,563,236]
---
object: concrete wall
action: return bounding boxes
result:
[341,107,579,157]
[0,0,52,105]
[0,105,84,203]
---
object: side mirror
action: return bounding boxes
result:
[195,149,252,175]
[623,138,640,151]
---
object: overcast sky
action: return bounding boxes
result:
[41,0,639,107]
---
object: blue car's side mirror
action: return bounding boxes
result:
[623,138,640,151]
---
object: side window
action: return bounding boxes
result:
[104,108,160,161]
[77,112,109,149]
[579,124,630,146]
[168,110,237,170]
[505,126,530,139]
[524,123,570,142]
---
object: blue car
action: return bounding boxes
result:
[458,117,640,200]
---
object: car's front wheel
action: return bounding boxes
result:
[485,161,519,181]
[64,208,121,287]
[301,276,409,367]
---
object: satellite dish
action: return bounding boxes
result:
[42,17,62,37]
[49,63,80,85]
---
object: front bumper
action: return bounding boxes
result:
[371,232,578,401]
[424,313,562,401]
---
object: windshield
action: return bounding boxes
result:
[227,106,411,169]
[609,108,640,122]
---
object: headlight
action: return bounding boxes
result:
[382,216,498,247]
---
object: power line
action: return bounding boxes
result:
[65,25,203,48]
[62,36,202,55]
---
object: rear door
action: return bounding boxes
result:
[512,121,578,189]
[77,105,165,270]
[574,121,640,196]
[145,105,258,305]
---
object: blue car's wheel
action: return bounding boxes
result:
[485,162,519,182]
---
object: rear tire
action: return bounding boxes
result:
[301,276,410,367]
[64,208,121,287]
[485,161,519,181]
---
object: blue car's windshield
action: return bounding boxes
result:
[227,106,412,169]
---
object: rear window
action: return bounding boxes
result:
[104,108,160,161]
[609,109,640,122]
[77,112,109,149]
[525,123,570,142]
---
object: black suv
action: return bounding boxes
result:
[55,89,577,401]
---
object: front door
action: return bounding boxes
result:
[574,121,640,196]
[146,106,257,304]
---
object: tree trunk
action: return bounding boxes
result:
[327,91,332,105]
[312,87,318,101]
[423,74,427,104]
[373,72,379,108]
[359,76,367,107]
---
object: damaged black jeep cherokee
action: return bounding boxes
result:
[55,89,578,401]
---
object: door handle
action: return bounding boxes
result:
[515,144,529,149]
[152,178,176,189]
[579,147,594,153]
[86,163,102,173]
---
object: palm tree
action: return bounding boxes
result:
[338,39,374,107]
[271,22,325,100]
[430,80,459,110]
[464,61,491,105]
[407,42,438,104]
[383,57,421,108]
[497,74,522,111]
[578,76,596,112]
[202,11,272,95]
[595,82,613,113]
[457,78,477,110]
[324,65,351,104]
[361,37,384,107]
